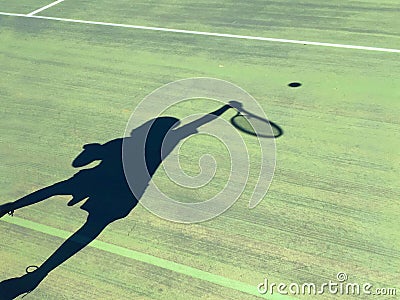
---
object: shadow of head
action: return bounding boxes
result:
[72,116,181,169]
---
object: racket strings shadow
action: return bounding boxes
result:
[231,112,283,138]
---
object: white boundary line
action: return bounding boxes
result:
[27,0,65,16]
[0,11,399,53]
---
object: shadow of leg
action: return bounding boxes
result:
[37,216,109,275]
[0,217,109,299]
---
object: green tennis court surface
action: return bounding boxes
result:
[0,0,399,299]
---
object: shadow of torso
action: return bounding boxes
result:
[67,117,186,223]
[70,138,136,221]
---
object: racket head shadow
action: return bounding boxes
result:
[230,113,283,138]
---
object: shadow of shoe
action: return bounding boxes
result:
[0,271,45,300]
[0,203,14,218]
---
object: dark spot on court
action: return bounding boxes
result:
[288,82,302,88]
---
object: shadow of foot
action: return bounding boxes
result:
[0,203,14,218]
[0,271,46,300]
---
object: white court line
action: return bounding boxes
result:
[27,0,65,16]
[0,11,399,53]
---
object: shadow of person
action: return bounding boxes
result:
[0,103,236,299]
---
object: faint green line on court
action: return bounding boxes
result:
[1,216,294,300]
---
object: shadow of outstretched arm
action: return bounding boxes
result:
[177,104,232,135]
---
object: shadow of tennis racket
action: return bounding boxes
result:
[228,101,283,138]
